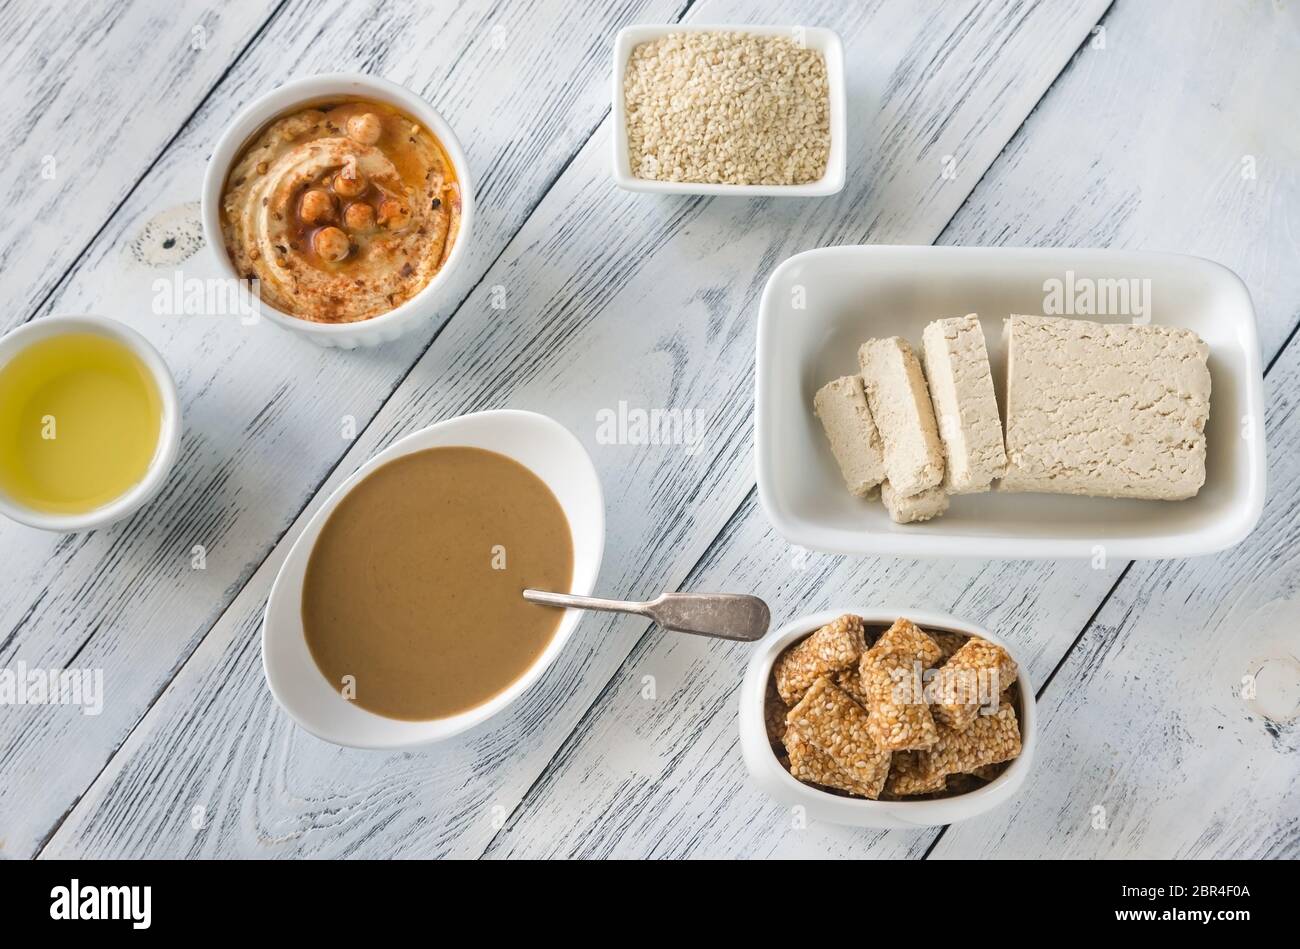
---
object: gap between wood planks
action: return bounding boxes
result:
[32,0,1287,857]
[20,0,292,332]
[486,0,1300,858]
[28,0,703,859]
[481,0,1131,859]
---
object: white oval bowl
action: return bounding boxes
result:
[0,315,181,533]
[262,410,604,749]
[739,608,1036,828]
[200,73,475,349]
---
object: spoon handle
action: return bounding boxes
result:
[522,589,653,616]
[523,589,770,642]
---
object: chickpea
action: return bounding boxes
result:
[346,112,383,145]
[377,198,410,230]
[333,168,367,198]
[344,202,375,231]
[299,188,335,224]
[313,226,351,262]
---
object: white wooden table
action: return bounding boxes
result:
[2,0,1297,860]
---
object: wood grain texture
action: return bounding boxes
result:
[38,0,1112,858]
[0,0,689,858]
[484,497,1123,858]
[924,0,1300,858]
[0,0,279,334]
[937,0,1300,355]
[485,0,1300,857]
[931,328,1300,859]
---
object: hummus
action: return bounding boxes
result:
[220,98,461,323]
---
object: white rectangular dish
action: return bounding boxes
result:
[610,24,846,197]
[755,245,1266,559]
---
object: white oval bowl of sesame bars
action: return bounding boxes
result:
[739,608,1037,828]
[612,25,847,196]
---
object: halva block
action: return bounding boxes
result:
[1001,315,1210,499]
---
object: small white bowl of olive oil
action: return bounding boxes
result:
[0,315,181,532]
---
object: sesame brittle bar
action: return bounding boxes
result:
[785,727,882,798]
[884,751,947,797]
[904,702,1022,788]
[930,638,1019,731]
[874,617,943,668]
[773,614,867,705]
[858,619,942,752]
[764,679,788,748]
[929,629,969,664]
[785,677,891,799]
[834,666,869,706]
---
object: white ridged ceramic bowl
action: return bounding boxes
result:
[201,73,474,349]
[0,315,181,533]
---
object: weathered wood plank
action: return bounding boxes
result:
[924,0,1300,858]
[489,0,1300,858]
[39,0,1111,858]
[484,494,1123,858]
[0,0,687,858]
[935,0,1300,355]
[931,326,1300,859]
[0,0,278,334]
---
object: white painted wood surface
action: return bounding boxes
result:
[0,0,1294,859]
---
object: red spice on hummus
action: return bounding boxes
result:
[220,98,461,323]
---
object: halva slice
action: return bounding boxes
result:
[857,337,945,497]
[813,375,886,498]
[881,480,950,524]
[921,315,1007,493]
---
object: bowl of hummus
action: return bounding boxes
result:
[201,74,473,348]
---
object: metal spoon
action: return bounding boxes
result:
[522,589,770,642]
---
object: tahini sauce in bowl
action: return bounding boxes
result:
[302,446,574,721]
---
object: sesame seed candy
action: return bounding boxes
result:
[785,677,891,799]
[929,629,970,664]
[859,647,940,752]
[930,638,1020,731]
[834,666,870,706]
[773,614,867,705]
[884,751,948,796]
[764,678,789,748]
[873,617,943,669]
[907,702,1023,786]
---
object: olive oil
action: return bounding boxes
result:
[0,332,162,513]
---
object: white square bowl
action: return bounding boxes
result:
[611,24,846,196]
[755,245,1267,560]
